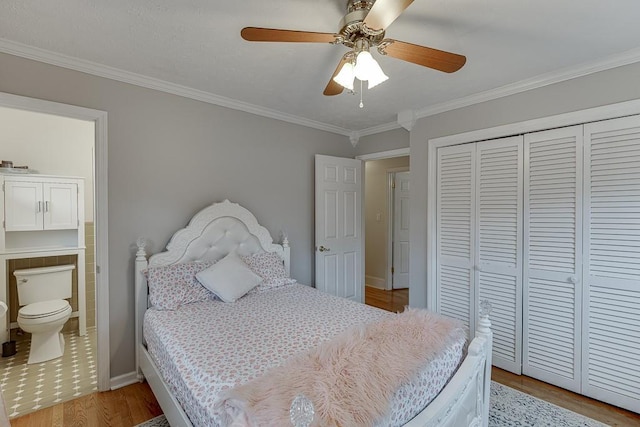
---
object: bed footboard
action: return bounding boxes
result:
[404,303,493,427]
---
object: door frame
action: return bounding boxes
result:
[387,167,409,290]
[357,148,410,294]
[0,92,110,391]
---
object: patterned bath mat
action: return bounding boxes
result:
[135,381,608,426]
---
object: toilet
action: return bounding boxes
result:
[14,265,74,364]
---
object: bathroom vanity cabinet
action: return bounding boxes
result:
[0,173,86,343]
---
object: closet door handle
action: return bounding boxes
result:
[37,201,42,213]
[45,201,50,212]
[568,275,578,284]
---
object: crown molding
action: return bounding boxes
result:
[3,37,640,142]
[356,46,640,139]
[0,38,353,138]
[414,46,640,120]
[357,120,402,137]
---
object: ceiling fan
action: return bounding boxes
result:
[241,0,466,96]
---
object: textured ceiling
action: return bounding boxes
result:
[1,0,640,135]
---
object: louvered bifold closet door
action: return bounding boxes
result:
[437,144,476,334]
[582,115,640,413]
[475,137,523,374]
[523,126,583,393]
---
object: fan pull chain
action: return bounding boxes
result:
[359,79,364,108]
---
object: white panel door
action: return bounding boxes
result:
[436,144,476,334]
[582,115,640,413]
[315,155,363,302]
[393,171,410,289]
[523,125,583,393]
[4,181,43,231]
[44,182,78,230]
[475,136,523,374]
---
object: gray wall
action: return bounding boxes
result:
[355,128,409,156]
[0,52,355,378]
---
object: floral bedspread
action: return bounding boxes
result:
[143,283,465,426]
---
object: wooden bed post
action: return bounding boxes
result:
[135,237,149,382]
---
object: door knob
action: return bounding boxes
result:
[318,245,331,252]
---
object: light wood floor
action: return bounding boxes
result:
[365,285,408,313]
[9,381,162,427]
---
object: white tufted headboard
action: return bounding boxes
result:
[134,200,290,379]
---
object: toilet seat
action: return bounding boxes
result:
[18,300,71,320]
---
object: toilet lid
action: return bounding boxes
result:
[19,300,70,319]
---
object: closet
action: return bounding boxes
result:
[434,114,640,413]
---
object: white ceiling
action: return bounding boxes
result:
[2,1,640,136]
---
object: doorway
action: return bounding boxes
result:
[0,93,109,418]
[362,154,409,311]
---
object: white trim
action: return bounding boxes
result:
[109,371,139,390]
[365,275,386,289]
[0,38,352,138]
[387,171,395,291]
[355,47,640,137]
[0,91,110,392]
[430,98,640,147]
[415,47,640,121]
[358,121,403,137]
[4,39,638,141]
[357,147,410,161]
[387,167,410,291]
[426,97,640,315]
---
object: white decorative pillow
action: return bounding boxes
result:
[241,251,296,293]
[146,261,215,310]
[196,251,263,303]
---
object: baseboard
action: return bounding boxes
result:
[365,275,387,289]
[110,371,139,390]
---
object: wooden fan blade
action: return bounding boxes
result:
[363,0,414,31]
[324,55,350,96]
[241,27,336,43]
[382,40,466,73]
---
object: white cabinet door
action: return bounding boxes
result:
[44,183,78,230]
[582,115,640,413]
[4,181,43,231]
[523,125,583,393]
[436,144,476,334]
[475,136,523,374]
[315,155,363,302]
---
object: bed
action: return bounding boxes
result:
[134,200,493,426]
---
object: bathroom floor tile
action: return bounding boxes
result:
[0,327,97,418]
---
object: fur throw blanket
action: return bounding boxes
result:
[216,309,465,427]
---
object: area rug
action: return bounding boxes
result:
[135,381,608,426]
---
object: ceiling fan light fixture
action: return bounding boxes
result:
[333,61,356,91]
[366,66,389,89]
[354,50,388,88]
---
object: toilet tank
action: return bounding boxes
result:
[14,264,75,305]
